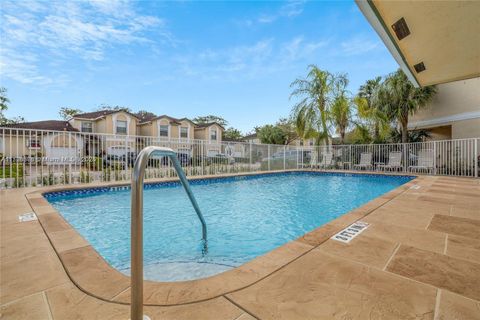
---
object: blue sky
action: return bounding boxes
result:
[1,0,398,133]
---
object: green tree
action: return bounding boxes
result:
[290,65,341,145]
[276,118,298,145]
[136,110,156,120]
[0,87,25,125]
[379,69,437,143]
[223,127,243,141]
[0,87,9,112]
[329,74,352,144]
[355,76,390,142]
[97,104,132,113]
[192,115,228,127]
[256,124,287,145]
[59,107,82,120]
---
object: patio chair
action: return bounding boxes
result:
[409,149,435,174]
[378,151,403,171]
[353,152,373,170]
[318,152,334,169]
[308,152,319,169]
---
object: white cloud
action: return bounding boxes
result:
[281,36,328,62]
[237,0,305,27]
[279,0,305,18]
[174,35,328,81]
[340,37,380,56]
[0,0,168,85]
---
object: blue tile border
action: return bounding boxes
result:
[43,171,415,201]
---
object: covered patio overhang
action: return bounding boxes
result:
[356,0,480,87]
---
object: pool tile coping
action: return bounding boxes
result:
[25,169,423,306]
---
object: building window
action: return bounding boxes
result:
[116,120,127,134]
[159,125,169,137]
[180,126,188,139]
[210,128,217,141]
[26,138,41,149]
[81,122,93,133]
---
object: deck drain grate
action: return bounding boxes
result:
[18,212,38,222]
[331,221,369,243]
[410,185,421,190]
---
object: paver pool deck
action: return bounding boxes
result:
[1,171,479,319]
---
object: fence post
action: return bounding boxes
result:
[125,134,129,180]
[283,145,286,170]
[349,145,352,170]
[475,138,478,178]
[201,140,205,176]
[268,145,271,171]
[249,141,252,172]
[433,141,437,175]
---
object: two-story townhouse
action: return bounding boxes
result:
[194,122,224,156]
[1,111,227,160]
[0,120,83,163]
[137,115,196,155]
[69,110,140,157]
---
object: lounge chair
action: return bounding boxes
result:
[318,152,334,169]
[378,151,403,171]
[353,152,373,170]
[409,149,434,174]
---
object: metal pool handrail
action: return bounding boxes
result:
[130,146,207,320]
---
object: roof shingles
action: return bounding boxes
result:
[1,120,78,132]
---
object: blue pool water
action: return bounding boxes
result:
[46,172,413,281]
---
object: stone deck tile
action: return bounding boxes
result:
[227,250,437,320]
[0,292,52,320]
[297,222,342,247]
[446,234,480,264]
[450,206,480,220]
[379,197,452,215]
[363,205,435,230]
[58,245,130,300]
[37,213,72,233]
[47,228,90,253]
[0,241,69,304]
[316,235,398,269]
[46,283,245,320]
[386,245,480,301]
[428,214,480,240]
[436,290,480,320]
[360,221,446,253]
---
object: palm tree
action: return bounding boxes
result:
[290,65,338,145]
[293,107,319,144]
[354,77,390,142]
[379,70,437,143]
[329,74,351,144]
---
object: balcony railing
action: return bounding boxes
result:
[1,127,478,188]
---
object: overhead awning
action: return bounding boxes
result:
[356,0,480,87]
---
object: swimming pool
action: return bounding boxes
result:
[45,172,413,281]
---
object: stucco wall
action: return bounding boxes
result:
[106,112,138,135]
[409,77,480,133]
[452,118,480,140]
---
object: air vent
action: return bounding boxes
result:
[414,62,426,73]
[391,17,410,40]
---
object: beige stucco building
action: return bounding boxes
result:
[409,77,480,140]
[0,110,225,159]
